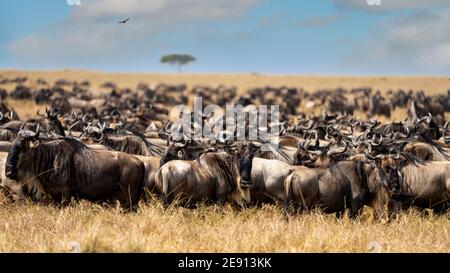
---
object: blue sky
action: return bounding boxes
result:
[1,0,450,75]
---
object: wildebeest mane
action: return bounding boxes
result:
[200,153,238,194]
[104,134,148,156]
[25,138,87,189]
[129,129,166,157]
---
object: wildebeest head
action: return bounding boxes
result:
[159,139,210,167]
[5,123,41,180]
[235,142,255,188]
[367,154,401,193]
[293,139,317,166]
[80,122,108,144]
[38,107,65,137]
[159,141,187,167]
[380,156,401,193]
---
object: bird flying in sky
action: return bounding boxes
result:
[118,18,130,24]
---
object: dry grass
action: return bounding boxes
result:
[0,70,449,253]
[2,69,450,95]
[0,194,448,253]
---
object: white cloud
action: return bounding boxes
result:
[68,0,263,23]
[350,9,450,73]
[417,43,450,70]
[6,0,263,66]
[334,0,450,11]
[66,0,81,6]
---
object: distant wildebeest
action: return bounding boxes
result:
[82,122,164,157]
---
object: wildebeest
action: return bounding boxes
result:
[154,143,255,207]
[3,127,145,211]
[390,161,450,214]
[133,154,160,199]
[284,161,370,218]
[249,157,294,204]
[404,141,450,161]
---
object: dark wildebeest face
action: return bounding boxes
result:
[293,145,311,166]
[5,125,40,180]
[236,143,255,188]
[159,140,207,167]
[46,108,65,137]
[379,156,401,193]
[159,143,186,167]
[293,138,320,166]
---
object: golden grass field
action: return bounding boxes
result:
[0,70,449,253]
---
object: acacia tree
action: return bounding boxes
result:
[160,54,196,73]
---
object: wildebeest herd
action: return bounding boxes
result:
[0,76,449,219]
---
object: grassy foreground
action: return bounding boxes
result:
[0,193,448,253]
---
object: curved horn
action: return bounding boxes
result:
[403,124,410,137]
[82,113,89,124]
[313,131,319,149]
[164,121,173,133]
[34,123,40,138]
[96,132,104,142]
[370,134,383,146]
[298,139,306,149]
[20,120,28,131]
[304,140,323,155]
[364,151,376,160]
[444,120,450,131]
[67,121,80,133]
[98,122,106,131]
[418,116,428,123]
[296,120,314,131]
[327,141,348,156]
